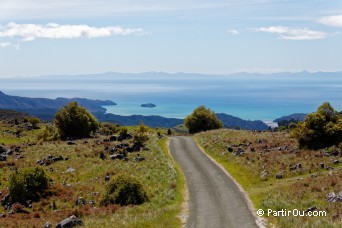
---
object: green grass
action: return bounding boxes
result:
[194,129,342,228]
[0,121,185,228]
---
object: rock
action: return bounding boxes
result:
[305,206,317,213]
[257,139,263,144]
[37,155,64,166]
[1,194,11,207]
[110,154,124,160]
[260,170,268,180]
[275,174,283,179]
[67,141,76,145]
[109,136,117,141]
[0,155,7,161]
[126,147,134,153]
[89,200,96,206]
[227,146,233,152]
[56,215,83,228]
[290,163,302,171]
[134,157,145,162]
[104,175,111,182]
[110,147,117,153]
[0,145,7,153]
[122,157,129,161]
[0,214,5,218]
[99,152,106,160]
[75,197,86,206]
[337,192,342,202]
[43,222,52,228]
[327,192,336,202]
[6,149,13,155]
[326,166,334,170]
[332,160,340,164]
[66,168,75,173]
[319,163,325,169]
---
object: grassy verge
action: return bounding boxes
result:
[0,121,184,228]
[194,129,342,228]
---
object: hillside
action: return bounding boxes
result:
[216,113,268,130]
[0,120,183,227]
[274,113,307,123]
[0,91,269,130]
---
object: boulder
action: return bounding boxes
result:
[44,222,52,228]
[0,155,7,161]
[110,154,124,160]
[0,145,7,153]
[227,146,233,152]
[75,197,86,206]
[327,192,336,202]
[109,136,117,141]
[56,215,83,228]
[134,157,145,162]
[275,174,283,179]
[290,163,302,171]
[104,175,111,182]
[305,206,317,213]
[332,160,340,164]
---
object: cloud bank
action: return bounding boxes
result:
[251,26,327,40]
[318,15,342,27]
[0,22,145,41]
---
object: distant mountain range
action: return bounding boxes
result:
[0,91,268,130]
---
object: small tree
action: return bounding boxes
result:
[291,102,342,149]
[9,167,49,203]
[184,105,223,134]
[54,102,99,139]
[133,122,149,146]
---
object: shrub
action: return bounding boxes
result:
[133,122,149,146]
[291,102,342,149]
[101,175,149,206]
[54,102,99,139]
[99,122,119,135]
[9,167,49,203]
[37,125,59,142]
[26,117,40,128]
[184,105,223,134]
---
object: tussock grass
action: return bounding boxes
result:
[195,129,342,227]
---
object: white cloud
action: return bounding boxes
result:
[251,26,327,40]
[0,22,145,41]
[228,29,239,35]
[0,42,19,49]
[318,15,342,27]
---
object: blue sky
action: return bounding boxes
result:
[1,0,342,77]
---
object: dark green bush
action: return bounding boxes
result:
[9,167,49,203]
[102,175,149,206]
[291,102,342,149]
[184,105,223,134]
[54,102,99,139]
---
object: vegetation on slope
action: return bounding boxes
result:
[195,129,342,227]
[0,115,184,227]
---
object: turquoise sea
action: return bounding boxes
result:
[2,72,342,122]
